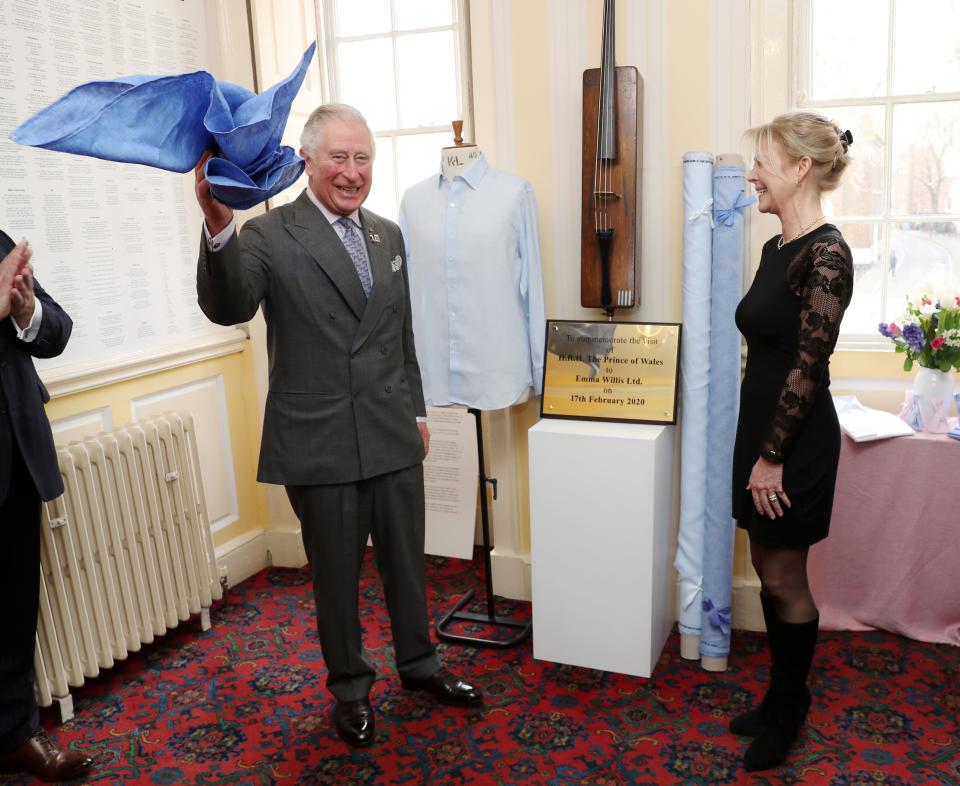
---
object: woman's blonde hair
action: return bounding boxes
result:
[744,111,852,193]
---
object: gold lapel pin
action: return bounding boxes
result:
[369,232,381,243]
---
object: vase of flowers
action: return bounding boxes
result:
[879,290,960,433]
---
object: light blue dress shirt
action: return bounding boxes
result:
[399,154,545,410]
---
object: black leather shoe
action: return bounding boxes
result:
[401,667,483,707]
[0,730,94,782]
[333,698,376,747]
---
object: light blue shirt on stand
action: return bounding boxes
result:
[399,154,545,411]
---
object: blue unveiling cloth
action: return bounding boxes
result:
[10,43,316,210]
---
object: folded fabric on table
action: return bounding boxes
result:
[833,395,916,442]
[10,43,316,210]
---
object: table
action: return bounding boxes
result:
[807,431,960,645]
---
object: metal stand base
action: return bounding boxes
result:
[435,409,531,648]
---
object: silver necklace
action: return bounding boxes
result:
[777,215,825,251]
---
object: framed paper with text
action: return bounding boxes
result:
[540,320,682,425]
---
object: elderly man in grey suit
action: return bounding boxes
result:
[195,103,481,748]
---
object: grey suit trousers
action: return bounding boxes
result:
[286,463,440,702]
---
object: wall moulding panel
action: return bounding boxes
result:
[39,329,248,399]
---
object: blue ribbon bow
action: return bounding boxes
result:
[702,596,732,636]
[713,190,757,227]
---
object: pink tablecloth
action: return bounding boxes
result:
[807,431,960,645]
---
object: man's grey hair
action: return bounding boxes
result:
[300,103,376,160]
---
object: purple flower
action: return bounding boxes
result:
[902,322,925,352]
[878,323,893,338]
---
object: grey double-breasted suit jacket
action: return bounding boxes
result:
[197,191,427,486]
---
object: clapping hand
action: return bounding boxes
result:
[0,240,31,321]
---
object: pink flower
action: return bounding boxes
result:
[888,322,901,335]
[931,337,945,350]
[922,296,933,305]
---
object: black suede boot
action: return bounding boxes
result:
[743,613,818,772]
[729,592,779,737]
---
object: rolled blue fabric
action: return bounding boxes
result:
[700,164,754,660]
[676,152,714,642]
[10,43,316,210]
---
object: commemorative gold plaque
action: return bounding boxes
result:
[541,320,681,424]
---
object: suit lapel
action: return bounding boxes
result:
[285,192,367,321]
[352,210,393,351]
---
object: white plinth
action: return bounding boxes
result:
[529,418,675,678]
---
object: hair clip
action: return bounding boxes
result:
[840,129,853,149]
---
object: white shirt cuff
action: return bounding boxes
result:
[416,416,427,423]
[12,297,43,342]
[204,216,237,251]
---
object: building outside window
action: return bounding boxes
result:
[794,0,960,343]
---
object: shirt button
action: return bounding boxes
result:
[384,384,392,393]
[212,242,221,250]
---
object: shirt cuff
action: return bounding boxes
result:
[204,216,237,251]
[416,416,427,423]
[12,297,43,342]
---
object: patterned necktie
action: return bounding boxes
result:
[336,217,373,298]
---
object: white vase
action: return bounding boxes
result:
[912,367,956,433]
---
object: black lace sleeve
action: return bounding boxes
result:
[760,233,854,461]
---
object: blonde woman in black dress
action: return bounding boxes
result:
[730,112,854,771]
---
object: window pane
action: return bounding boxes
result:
[893,0,960,94]
[891,101,960,215]
[337,39,397,130]
[396,132,449,197]
[334,0,391,37]
[395,0,453,30]
[835,222,884,334]
[366,136,398,220]
[808,0,887,100]
[887,222,960,319]
[823,106,885,218]
[396,31,458,128]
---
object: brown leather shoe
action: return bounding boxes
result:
[401,667,483,707]
[0,730,94,782]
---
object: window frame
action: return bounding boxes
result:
[315,0,473,218]
[755,0,960,351]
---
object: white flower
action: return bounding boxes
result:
[918,301,939,315]
[942,328,960,348]
[936,290,960,309]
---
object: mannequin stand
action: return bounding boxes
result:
[435,408,532,648]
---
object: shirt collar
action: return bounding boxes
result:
[437,150,488,190]
[305,187,362,229]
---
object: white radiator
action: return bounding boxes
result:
[33,413,223,721]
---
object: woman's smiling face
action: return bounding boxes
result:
[746,140,795,217]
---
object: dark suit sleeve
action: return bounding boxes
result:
[398,237,427,418]
[197,222,271,325]
[23,279,72,359]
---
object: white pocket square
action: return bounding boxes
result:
[391,255,403,272]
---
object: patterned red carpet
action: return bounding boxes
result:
[7,551,958,785]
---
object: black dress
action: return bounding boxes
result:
[732,224,853,548]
